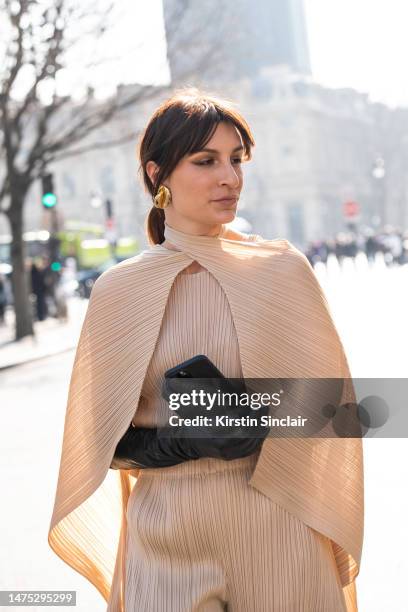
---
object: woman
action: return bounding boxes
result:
[48,89,364,611]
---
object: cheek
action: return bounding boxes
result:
[168,168,209,212]
[173,166,205,189]
[179,168,213,195]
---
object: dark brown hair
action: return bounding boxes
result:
[138,87,255,245]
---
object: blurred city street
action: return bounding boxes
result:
[1,255,407,611]
[0,297,88,370]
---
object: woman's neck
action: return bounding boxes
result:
[162,221,225,252]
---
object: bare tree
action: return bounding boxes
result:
[0,0,238,340]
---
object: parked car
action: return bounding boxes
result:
[76,257,123,299]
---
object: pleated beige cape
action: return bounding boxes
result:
[48,223,364,611]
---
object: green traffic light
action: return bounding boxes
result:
[51,262,62,271]
[42,192,57,208]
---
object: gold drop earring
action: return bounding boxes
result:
[154,185,172,209]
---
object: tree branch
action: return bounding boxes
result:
[1,0,238,194]
[51,128,142,162]
[13,1,65,126]
[1,0,26,96]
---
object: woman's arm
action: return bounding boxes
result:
[110,420,267,470]
[111,387,270,470]
[110,423,201,470]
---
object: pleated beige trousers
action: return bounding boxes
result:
[124,452,347,612]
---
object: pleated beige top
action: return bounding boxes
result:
[131,266,245,430]
[48,223,363,612]
[124,255,348,612]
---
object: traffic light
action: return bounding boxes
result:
[50,261,62,272]
[105,198,113,219]
[42,173,57,208]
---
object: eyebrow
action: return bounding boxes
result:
[194,145,244,154]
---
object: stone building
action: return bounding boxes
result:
[2,74,408,251]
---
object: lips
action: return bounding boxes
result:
[213,197,238,204]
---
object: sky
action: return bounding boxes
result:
[6,0,408,108]
[304,0,408,108]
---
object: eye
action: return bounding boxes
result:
[194,157,243,166]
[194,159,214,166]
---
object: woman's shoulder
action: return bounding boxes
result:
[247,233,315,275]
[239,230,299,255]
[223,225,288,246]
[91,248,162,294]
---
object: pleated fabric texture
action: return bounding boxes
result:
[48,222,364,612]
[125,262,347,611]
[125,454,347,611]
[131,264,247,430]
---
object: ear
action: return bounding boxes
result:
[146,161,159,186]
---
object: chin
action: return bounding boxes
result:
[215,210,236,223]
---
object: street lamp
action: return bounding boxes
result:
[90,191,103,209]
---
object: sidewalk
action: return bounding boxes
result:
[0,297,88,370]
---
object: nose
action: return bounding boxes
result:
[218,161,241,189]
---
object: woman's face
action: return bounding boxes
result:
[147,121,245,235]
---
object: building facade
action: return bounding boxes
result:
[1,76,408,251]
[162,0,311,86]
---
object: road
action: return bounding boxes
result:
[0,350,103,611]
[1,255,407,611]
[315,255,408,612]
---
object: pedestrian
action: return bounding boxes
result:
[42,256,58,317]
[0,273,7,324]
[364,232,377,265]
[387,230,403,266]
[49,89,364,612]
[30,258,48,321]
[54,270,68,323]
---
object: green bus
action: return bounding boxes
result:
[0,222,140,270]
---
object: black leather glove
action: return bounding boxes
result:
[111,413,268,471]
[110,423,201,470]
[111,380,271,470]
